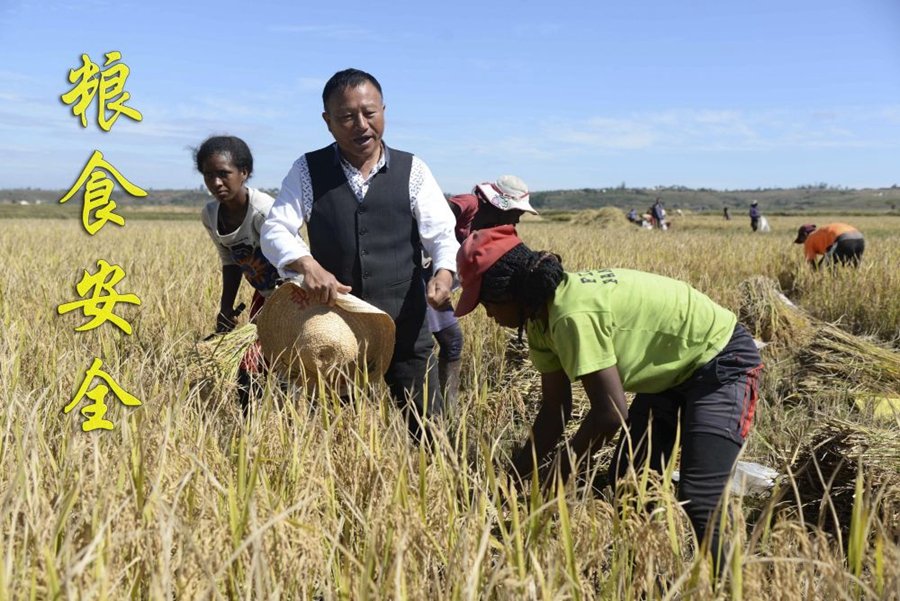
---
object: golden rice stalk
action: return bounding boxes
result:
[796,327,900,396]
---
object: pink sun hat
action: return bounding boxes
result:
[473,175,538,214]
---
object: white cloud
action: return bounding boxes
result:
[533,106,900,154]
[557,117,657,149]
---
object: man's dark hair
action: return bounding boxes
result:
[481,243,564,316]
[194,135,254,176]
[322,68,383,110]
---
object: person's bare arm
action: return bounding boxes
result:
[216,265,243,332]
[554,365,628,481]
[508,370,573,483]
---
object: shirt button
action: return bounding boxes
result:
[359,227,368,235]
[363,271,371,278]
[361,249,369,256]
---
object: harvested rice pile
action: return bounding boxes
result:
[570,206,631,229]
[738,276,900,405]
[784,417,900,540]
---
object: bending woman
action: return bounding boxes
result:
[454,225,763,567]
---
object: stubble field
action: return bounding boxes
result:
[0,213,898,599]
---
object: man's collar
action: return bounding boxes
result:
[330,142,391,170]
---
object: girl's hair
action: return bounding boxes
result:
[480,243,564,317]
[194,135,254,176]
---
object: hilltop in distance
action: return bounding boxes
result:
[2,184,899,216]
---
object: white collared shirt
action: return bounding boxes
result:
[261,143,458,278]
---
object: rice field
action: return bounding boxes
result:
[0,213,898,599]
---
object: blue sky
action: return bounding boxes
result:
[1,0,899,193]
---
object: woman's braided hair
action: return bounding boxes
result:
[480,243,564,338]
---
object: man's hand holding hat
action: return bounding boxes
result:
[292,256,352,306]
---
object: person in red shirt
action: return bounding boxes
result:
[427,176,538,416]
[794,223,865,269]
[447,175,538,240]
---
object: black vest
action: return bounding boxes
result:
[306,144,425,323]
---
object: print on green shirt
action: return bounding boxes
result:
[526,269,737,393]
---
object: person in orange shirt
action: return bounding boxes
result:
[794,223,865,269]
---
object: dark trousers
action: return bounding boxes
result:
[828,235,865,267]
[384,314,442,440]
[608,324,763,570]
[433,321,464,361]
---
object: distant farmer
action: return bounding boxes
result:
[794,223,865,269]
[651,197,666,229]
[429,175,538,414]
[749,200,761,231]
[627,208,639,224]
[723,207,731,221]
[455,226,764,571]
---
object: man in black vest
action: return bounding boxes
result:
[261,68,459,439]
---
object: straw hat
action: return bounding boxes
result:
[255,279,395,386]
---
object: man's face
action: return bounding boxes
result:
[322,82,385,168]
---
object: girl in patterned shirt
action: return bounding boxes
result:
[195,135,280,411]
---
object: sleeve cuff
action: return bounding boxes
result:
[276,249,310,276]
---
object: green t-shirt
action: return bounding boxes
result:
[526,269,737,393]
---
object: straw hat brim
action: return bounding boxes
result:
[256,281,395,383]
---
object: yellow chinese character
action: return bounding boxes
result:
[59,150,147,235]
[57,259,142,334]
[65,357,142,431]
[60,51,143,131]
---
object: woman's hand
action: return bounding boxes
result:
[215,310,236,333]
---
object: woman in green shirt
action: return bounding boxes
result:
[455,225,763,567]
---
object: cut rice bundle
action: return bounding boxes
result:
[738,276,816,354]
[187,324,259,393]
[739,276,900,404]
